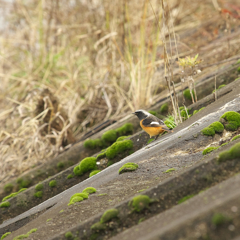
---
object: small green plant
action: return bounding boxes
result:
[178,194,195,204]
[49,180,57,187]
[4,183,14,193]
[202,146,219,155]
[0,201,10,208]
[82,187,96,194]
[67,174,73,179]
[119,163,138,174]
[68,196,83,206]
[212,84,226,93]
[129,195,151,212]
[183,89,195,101]
[1,232,11,240]
[165,168,175,173]
[13,229,37,240]
[65,231,74,239]
[193,107,205,115]
[164,115,176,129]
[220,111,240,131]
[34,191,43,198]
[100,209,119,223]
[35,183,43,191]
[73,157,97,176]
[46,218,52,222]
[201,121,224,136]
[89,170,101,177]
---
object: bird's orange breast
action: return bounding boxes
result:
[140,119,164,137]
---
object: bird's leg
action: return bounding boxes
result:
[154,135,159,141]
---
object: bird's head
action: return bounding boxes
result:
[132,109,150,120]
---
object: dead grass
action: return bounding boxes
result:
[0,0,240,185]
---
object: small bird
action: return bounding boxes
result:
[133,109,171,141]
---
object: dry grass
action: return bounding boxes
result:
[0,0,239,185]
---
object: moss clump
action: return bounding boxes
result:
[46,218,52,222]
[65,231,74,239]
[116,136,131,142]
[149,110,156,116]
[100,209,119,223]
[49,180,57,187]
[221,143,228,146]
[13,229,37,240]
[220,111,240,131]
[2,188,27,202]
[212,213,231,226]
[183,89,195,101]
[218,142,240,163]
[201,121,224,136]
[237,66,240,72]
[160,103,168,114]
[232,135,240,141]
[82,187,96,194]
[4,183,13,193]
[68,196,83,206]
[91,222,106,231]
[67,174,73,179]
[57,162,64,169]
[105,140,133,159]
[35,183,43,191]
[34,191,43,198]
[202,146,219,155]
[116,123,133,136]
[119,163,138,174]
[165,168,175,173]
[84,139,105,150]
[89,170,101,177]
[70,193,88,202]
[101,130,117,143]
[212,84,226,93]
[1,232,11,240]
[129,195,151,212]
[180,107,191,120]
[17,178,31,188]
[193,107,205,115]
[147,138,154,144]
[107,160,114,167]
[0,201,10,208]
[73,157,97,176]
[178,194,195,204]
[96,152,106,160]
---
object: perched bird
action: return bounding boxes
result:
[133,109,171,141]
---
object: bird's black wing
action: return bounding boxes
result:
[142,115,169,129]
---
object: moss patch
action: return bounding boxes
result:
[116,123,133,136]
[212,84,226,93]
[89,170,101,177]
[105,140,133,159]
[65,231,74,239]
[84,139,105,150]
[74,157,97,176]
[165,168,176,173]
[220,111,240,131]
[82,187,96,194]
[68,196,83,206]
[0,201,10,208]
[178,194,195,204]
[116,136,131,142]
[1,232,11,240]
[100,208,119,223]
[193,107,205,115]
[211,213,231,226]
[35,183,43,191]
[2,188,27,202]
[67,174,73,179]
[202,146,219,155]
[101,130,117,143]
[119,162,138,174]
[201,121,224,136]
[13,229,37,240]
[17,177,31,189]
[160,103,168,114]
[34,191,43,198]
[183,89,195,101]
[218,142,240,163]
[57,162,64,169]
[4,183,14,193]
[147,138,154,144]
[129,195,151,212]
[91,222,106,231]
[49,180,57,187]
[232,135,240,141]
[149,110,156,116]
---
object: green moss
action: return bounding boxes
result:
[70,193,88,203]
[67,174,74,179]
[119,163,138,174]
[160,103,168,114]
[202,146,219,155]
[101,130,117,143]
[237,66,240,72]
[193,107,205,115]
[97,193,107,196]
[201,121,224,136]
[164,115,176,129]
[220,111,240,131]
[116,123,134,136]
[232,135,240,141]
[147,138,154,144]
[100,208,119,223]
[1,232,11,240]
[107,160,114,167]
[212,213,231,226]
[149,110,156,116]
[46,218,52,222]
[96,152,106,161]
[89,170,101,177]
[2,188,27,202]
[49,180,57,187]
[221,143,228,146]
[116,136,131,142]
[180,107,191,119]
[4,183,14,193]
[68,196,83,206]
[57,162,64,169]
[165,168,176,173]
[218,142,240,163]
[35,183,43,191]
[129,195,151,212]
[0,201,10,208]
[178,194,195,204]
[183,89,195,101]
[105,140,133,159]
[82,187,96,194]
[91,222,106,231]
[12,229,37,240]
[138,218,145,224]
[59,209,64,213]
[34,191,43,198]
[65,231,74,239]
[17,178,31,188]
[73,157,97,176]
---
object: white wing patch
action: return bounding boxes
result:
[150,121,160,125]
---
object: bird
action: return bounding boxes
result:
[132,109,172,141]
